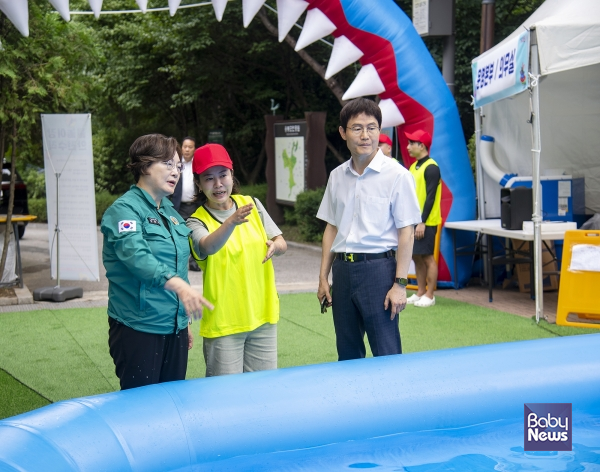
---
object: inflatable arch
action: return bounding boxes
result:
[1,335,599,469]
[1,0,476,286]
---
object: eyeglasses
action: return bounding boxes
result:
[346,125,380,136]
[163,159,185,173]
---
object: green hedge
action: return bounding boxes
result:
[28,199,47,222]
[95,191,120,223]
[295,187,326,242]
[239,183,267,205]
[28,191,120,224]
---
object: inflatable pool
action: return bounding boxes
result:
[1,335,599,470]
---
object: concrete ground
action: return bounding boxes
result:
[0,222,559,322]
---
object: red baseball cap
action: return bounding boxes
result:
[378,134,392,146]
[404,130,432,150]
[192,143,233,175]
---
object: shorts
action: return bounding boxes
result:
[413,225,437,255]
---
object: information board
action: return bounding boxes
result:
[274,121,306,204]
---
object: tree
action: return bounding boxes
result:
[0,2,99,278]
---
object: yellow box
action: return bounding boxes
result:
[556,230,600,329]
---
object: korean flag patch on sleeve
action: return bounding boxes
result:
[118,220,137,233]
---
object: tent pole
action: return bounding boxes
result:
[474,108,486,220]
[529,30,543,323]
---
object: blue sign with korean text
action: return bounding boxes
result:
[472,32,529,109]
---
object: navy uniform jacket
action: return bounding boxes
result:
[101,185,191,334]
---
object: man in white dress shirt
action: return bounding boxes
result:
[172,136,198,220]
[316,98,421,361]
[172,136,200,271]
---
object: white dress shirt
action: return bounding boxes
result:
[181,162,195,203]
[316,150,421,254]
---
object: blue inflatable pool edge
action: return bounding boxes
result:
[0,335,599,471]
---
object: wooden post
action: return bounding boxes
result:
[304,112,328,190]
[265,114,284,224]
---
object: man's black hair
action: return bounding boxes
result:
[339,98,382,129]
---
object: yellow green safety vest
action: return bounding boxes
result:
[189,195,279,338]
[409,157,442,226]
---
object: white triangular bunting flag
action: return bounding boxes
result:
[276,0,308,42]
[295,8,336,51]
[48,0,70,22]
[379,99,406,128]
[242,0,266,28]
[88,0,102,19]
[168,0,181,16]
[342,64,386,100]
[325,35,363,79]
[212,0,228,21]
[0,0,29,36]
[135,0,148,14]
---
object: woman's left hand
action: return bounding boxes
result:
[165,276,214,320]
[262,236,287,264]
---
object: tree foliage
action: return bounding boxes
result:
[0,2,99,165]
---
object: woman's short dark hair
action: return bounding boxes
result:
[339,98,382,130]
[127,134,182,182]
[192,170,241,206]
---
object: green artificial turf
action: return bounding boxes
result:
[0,369,50,419]
[0,293,593,419]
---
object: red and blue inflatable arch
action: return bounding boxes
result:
[307,0,476,286]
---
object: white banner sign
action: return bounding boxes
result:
[472,32,530,109]
[41,114,99,281]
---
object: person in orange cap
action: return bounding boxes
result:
[186,143,287,377]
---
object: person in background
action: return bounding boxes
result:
[171,136,198,219]
[405,129,441,308]
[316,98,421,361]
[171,136,201,271]
[101,134,212,390]
[378,133,393,157]
[187,143,287,377]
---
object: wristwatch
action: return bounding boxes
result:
[395,277,408,287]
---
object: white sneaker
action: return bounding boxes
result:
[406,294,421,305]
[414,296,435,308]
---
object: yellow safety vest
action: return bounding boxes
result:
[409,157,442,226]
[189,195,279,338]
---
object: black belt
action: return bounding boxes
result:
[336,250,395,263]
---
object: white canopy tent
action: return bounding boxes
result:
[472,0,600,321]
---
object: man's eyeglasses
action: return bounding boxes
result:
[346,126,381,136]
[163,159,185,173]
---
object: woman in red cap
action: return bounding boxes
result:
[187,143,287,377]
